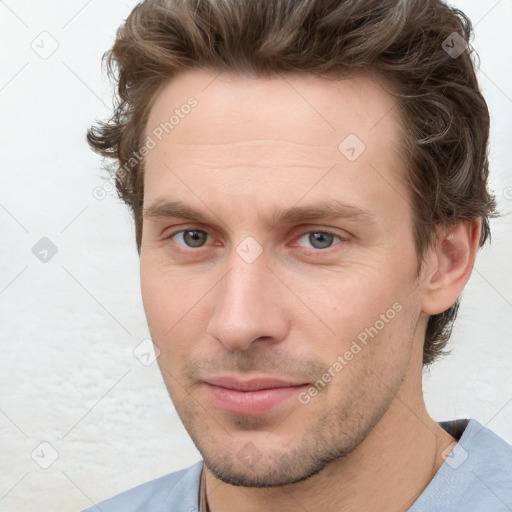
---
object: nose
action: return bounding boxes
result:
[206,252,290,351]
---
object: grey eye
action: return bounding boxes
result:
[297,231,340,250]
[175,230,208,248]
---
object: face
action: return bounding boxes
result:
[140,69,426,487]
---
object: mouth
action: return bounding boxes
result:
[202,375,310,416]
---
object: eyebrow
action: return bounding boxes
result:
[142,198,376,226]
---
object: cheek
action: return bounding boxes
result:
[140,265,163,320]
[300,270,414,364]
[305,266,404,322]
[140,264,181,338]
[140,262,213,343]
[141,271,198,380]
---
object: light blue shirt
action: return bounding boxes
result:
[81,418,512,511]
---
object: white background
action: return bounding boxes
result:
[0,1,511,510]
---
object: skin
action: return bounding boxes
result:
[139,68,481,512]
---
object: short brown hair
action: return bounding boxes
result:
[87,0,498,366]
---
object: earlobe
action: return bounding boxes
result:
[421,219,481,315]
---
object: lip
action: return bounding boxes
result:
[204,375,306,391]
[203,375,309,416]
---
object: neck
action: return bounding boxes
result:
[204,361,456,512]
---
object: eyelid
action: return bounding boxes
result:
[162,225,349,251]
[162,227,214,246]
[293,228,346,247]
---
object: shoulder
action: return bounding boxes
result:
[80,460,204,512]
[411,418,512,512]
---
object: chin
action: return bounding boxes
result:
[202,450,342,488]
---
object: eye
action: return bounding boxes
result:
[295,230,344,250]
[162,228,346,252]
[164,229,210,248]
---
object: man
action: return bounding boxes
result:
[83,0,511,510]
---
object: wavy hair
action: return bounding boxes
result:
[87,0,499,365]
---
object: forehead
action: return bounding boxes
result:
[142,69,409,225]
[146,69,402,149]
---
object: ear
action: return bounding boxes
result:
[421,218,482,316]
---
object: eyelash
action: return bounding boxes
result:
[161,227,348,253]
